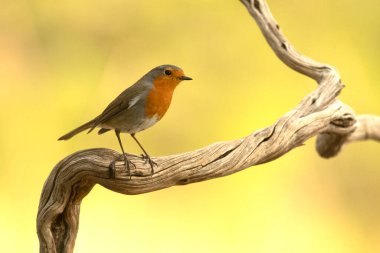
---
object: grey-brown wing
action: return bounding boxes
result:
[88,84,146,133]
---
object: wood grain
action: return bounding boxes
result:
[37,1,380,252]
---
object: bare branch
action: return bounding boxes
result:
[348,115,380,142]
[37,1,380,252]
[239,0,338,83]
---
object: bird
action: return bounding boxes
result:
[58,64,192,177]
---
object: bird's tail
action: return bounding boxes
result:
[58,119,96,141]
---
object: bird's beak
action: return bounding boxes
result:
[179,76,192,81]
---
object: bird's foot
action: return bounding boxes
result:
[140,154,157,175]
[122,153,136,179]
[109,154,136,179]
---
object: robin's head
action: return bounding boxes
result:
[148,65,192,88]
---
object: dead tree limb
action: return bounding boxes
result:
[37,1,380,252]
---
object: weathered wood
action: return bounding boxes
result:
[37,1,380,252]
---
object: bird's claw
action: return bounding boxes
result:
[140,154,157,175]
[122,153,136,179]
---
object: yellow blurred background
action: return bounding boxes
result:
[1,0,379,252]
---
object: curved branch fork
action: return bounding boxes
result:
[37,1,380,252]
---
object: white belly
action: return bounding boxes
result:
[127,114,159,133]
[100,114,159,134]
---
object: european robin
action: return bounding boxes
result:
[58,64,192,176]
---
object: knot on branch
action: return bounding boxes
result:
[315,102,356,158]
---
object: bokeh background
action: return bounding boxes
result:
[1,0,379,252]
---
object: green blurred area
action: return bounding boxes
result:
[1,0,379,252]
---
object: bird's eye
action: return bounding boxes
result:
[164,70,172,76]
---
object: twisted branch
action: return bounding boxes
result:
[37,1,380,252]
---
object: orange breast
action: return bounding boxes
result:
[145,77,179,119]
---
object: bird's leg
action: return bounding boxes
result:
[115,129,135,179]
[130,133,157,174]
